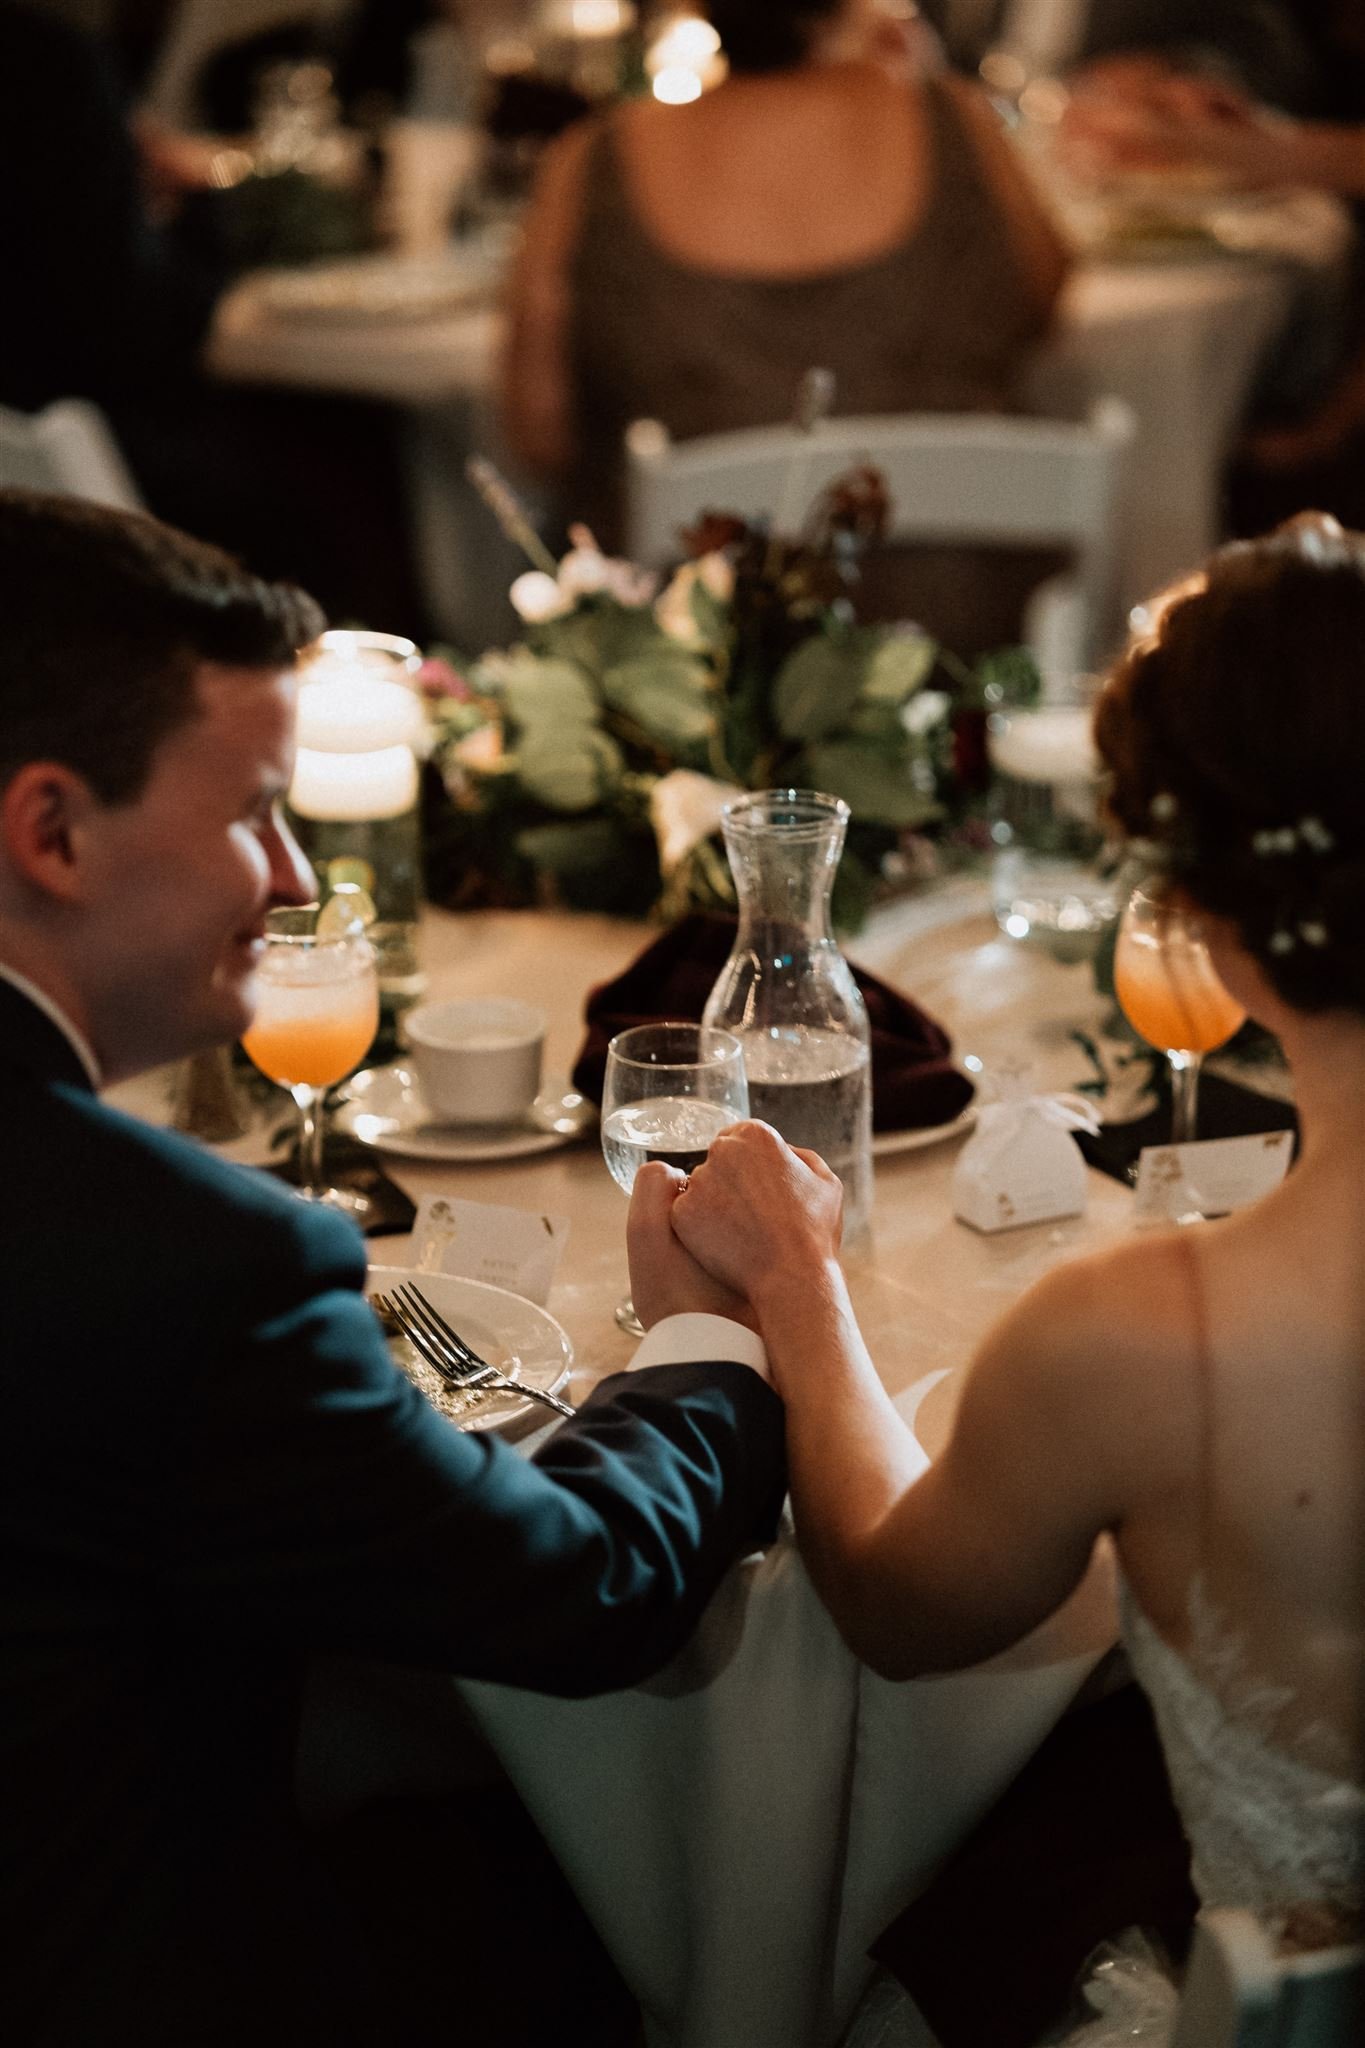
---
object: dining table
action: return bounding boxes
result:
[205,189,1350,650]
[112,877,1139,2047]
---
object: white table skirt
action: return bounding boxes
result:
[459,1394,1116,2048]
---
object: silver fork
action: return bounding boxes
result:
[377,1285,577,1421]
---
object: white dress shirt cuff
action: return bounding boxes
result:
[628,1313,771,1385]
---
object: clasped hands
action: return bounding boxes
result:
[626,1120,843,1340]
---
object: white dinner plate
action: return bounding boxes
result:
[338,1063,596,1162]
[872,1103,977,1156]
[367,1268,572,1434]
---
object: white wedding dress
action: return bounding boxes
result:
[1121,1576,1364,1939]
[843,1582,1365,2048]
[842,1234,1364,2048]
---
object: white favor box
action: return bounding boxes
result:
[953,1098,1091,1234]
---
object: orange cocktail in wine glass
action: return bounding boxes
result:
[241,907,379,1215]
[1114,883,1246,1146]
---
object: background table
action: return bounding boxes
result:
[208,198,1348,648]
[119,890,1137,2048]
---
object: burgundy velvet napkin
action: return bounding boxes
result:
[571,914,974,1135]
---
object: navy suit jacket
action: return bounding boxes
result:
[0,978,785,2042]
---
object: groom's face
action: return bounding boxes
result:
[78,662,316,1079]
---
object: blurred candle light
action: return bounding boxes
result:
[289,742,418,822]
[570,0,629,33]
[653,63,704,104]
[647,13,725,100]
[541,0,633,37]
[987,705,1098,786]
[287,629,427,1002]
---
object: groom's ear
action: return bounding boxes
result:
[0,760,100,905]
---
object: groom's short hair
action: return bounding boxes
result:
[0,489,324,803]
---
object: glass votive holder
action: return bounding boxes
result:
[987,676,1119,961]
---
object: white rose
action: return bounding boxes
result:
[556,547,613,599]
[649,768,745,875]
[603,559,659,607]
[510,570,573,623]
[900,688,951,737]
[654,563,702,643]
[696,551,734,603]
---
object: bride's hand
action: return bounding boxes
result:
[670,1121,843,1308]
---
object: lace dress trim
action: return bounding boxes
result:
[1120,1576,1365,1941]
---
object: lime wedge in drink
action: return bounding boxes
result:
[316,882,377,940]
[326,855,376,895]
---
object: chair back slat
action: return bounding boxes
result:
[625,400,1134,670]
[0,400,142,511]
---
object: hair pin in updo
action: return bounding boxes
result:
[1268,917,1333,956]
[1251,815,1336,859]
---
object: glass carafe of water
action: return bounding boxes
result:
[703,788,873,1240]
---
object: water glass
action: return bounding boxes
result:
[601,1023,749,1334]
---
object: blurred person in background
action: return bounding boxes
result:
[921,0,1326,112]
[1057,3,1365,536]
[0,0,430,631]
[501,0,1072,655]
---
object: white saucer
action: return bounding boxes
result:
[872,1104,977,1157]
[339,1065,596,1162]
[367,1268,572,1435]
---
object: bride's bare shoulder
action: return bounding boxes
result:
[973,1232,1203,1451]
[1002,1230,1195,1367]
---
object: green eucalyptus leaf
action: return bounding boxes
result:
[830,848,874,934]
[602,654,717,753]
[688,579,730,646]
[974,645,1042,710]
[802,739,942,828]
[500,655,600,735]
[515,729,623,811]
[772,633,873,741]
[860,632,938,706]
[846,701,912,743]
[533,604,670,677]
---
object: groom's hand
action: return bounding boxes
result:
[627,1162,758,1332]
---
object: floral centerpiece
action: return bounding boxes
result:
[419,462,1039,929]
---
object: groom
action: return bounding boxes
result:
[0,489,781,2045]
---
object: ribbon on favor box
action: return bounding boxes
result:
[966,1091,1101,1174]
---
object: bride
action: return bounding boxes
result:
[629,513,1365,2034]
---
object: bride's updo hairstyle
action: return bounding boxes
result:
[1096,513,1365,1017]
[704,1,842,73]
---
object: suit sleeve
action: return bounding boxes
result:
[163,1214,786,1696]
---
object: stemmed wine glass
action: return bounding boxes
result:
[241,906,380,1217]
[1113,883,1246,1147]
[600,1023,749,1336]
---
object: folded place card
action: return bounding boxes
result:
[412,1194,569,1306]
[1132,1130,1293,1225]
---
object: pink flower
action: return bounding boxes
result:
[418,655,472,702]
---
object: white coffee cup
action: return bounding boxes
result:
[405,997,546,1125]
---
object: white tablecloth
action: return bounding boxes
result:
[110,895,1138,2048]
